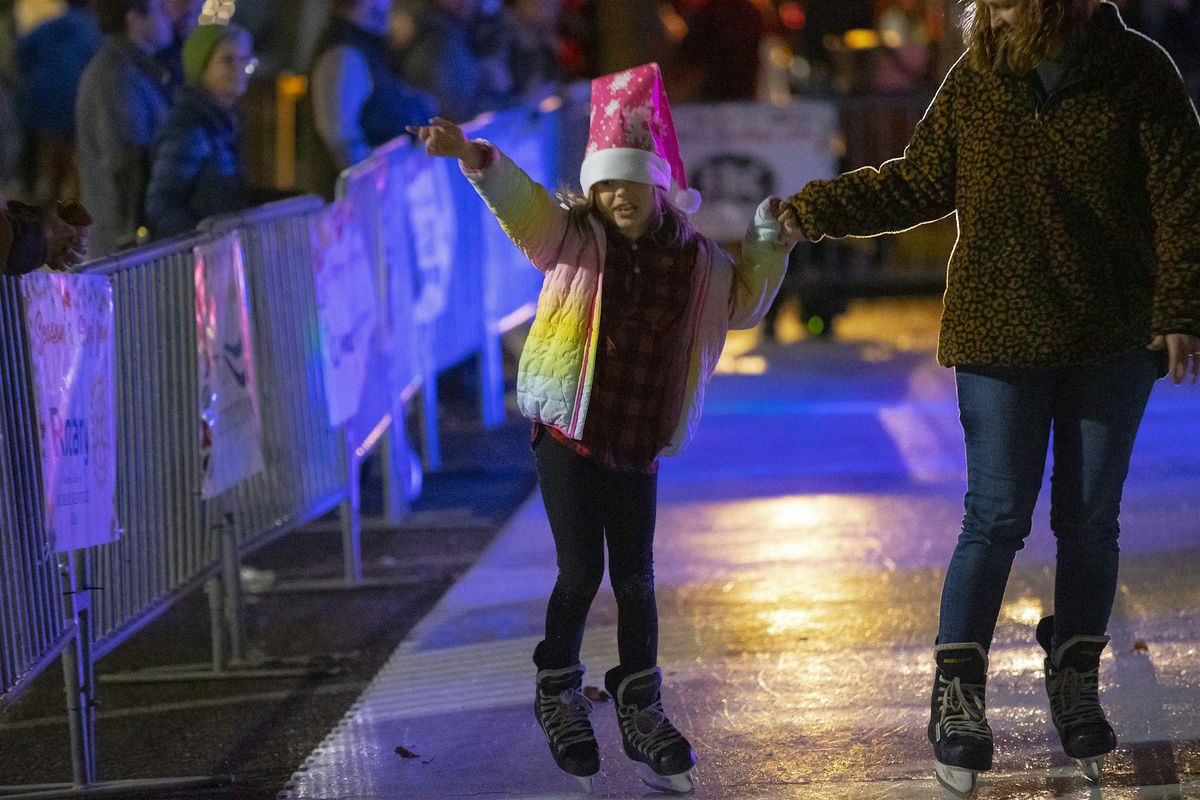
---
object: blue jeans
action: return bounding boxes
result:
[938,348,1159,652]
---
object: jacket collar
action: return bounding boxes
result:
[176,84,239,133]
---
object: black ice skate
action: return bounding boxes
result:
[605,666,696,794]
[1036,615,1117,783]
[535,663,600,792]
[928,643,993,798]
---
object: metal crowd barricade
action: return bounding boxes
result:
[1,240,232,796]
[1,93,572,796]
[80,234,220,657]
[0,278,71,710]
[99,197,368,672]
[0,198,369,795]
[156,197,373,637]
[335,160,421,522]
[340,136,472,471]
[200,197,349,550]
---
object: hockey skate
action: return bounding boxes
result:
[605,667,696,794]
[535,663,600,792]
[928,643,993,798]
[1036,616,1116,783]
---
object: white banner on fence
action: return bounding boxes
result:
[674,100,840,242]
[401,157,455,325]
[20,273,117,551]
[311,200,379,426]
[194,232,265,498]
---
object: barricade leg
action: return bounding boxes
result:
[205,577,225,673]
[381,403,415,523]
[243,432,423,593]
[339,440,364,585]
[100,514,347,684]
[63,554,95,788]
[481,327,505,430]
[0,554,232,799]
[221,527,247,663]
[419,367,442,471]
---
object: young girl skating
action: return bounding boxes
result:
[411,62,796,794]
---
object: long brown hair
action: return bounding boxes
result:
[960,0,1096,74]
[558,186,698,250]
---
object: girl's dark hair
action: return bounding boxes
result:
[92,0,153,35]
[558,185,698,250]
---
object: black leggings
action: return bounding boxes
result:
[533,432,658,676]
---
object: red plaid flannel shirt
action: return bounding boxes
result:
[537,217,696,473]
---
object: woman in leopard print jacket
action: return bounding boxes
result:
[781,0,1199,792]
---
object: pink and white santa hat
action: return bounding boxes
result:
[579,62,702,215]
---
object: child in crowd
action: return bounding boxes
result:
[410,62,797,793]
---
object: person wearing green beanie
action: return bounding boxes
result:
[146,22,282,238]
[181,23,230,87]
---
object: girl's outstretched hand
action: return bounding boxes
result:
[405,117,482,167]
[768,197,806,243]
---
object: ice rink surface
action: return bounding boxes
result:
[281,301,1200,799]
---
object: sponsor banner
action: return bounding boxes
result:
[674,100,840,241]
[20,273,117,551]
[311,200,379,426]
[194,232,265,498]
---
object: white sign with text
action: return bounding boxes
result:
[194,232,265,498]
[674,100,840,241]
[20,273,117,551]
[311,201,379,426]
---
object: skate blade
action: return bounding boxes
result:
[1075,755,1104,783]
[934,761,978,798]
[634,762,695,795]
[575,774,594,793]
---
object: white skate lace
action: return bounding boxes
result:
[618,698,686,758]
[539,687,595,749]
[1048,665,1107,729]
[937,676,992,740]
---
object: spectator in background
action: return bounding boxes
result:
[76,0,174,256]
[14,0,102,205]
[157,0,204,85]
[0,192,91,275]
[497,0,564,105]
[676,0,766,103]
[307,0,436,196]
[145,24,274,238]
[401,0,508,121]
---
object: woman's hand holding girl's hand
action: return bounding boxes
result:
[405,117,484,169]
[768,197,806,243]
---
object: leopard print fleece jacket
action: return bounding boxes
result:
[788,1,1200,367]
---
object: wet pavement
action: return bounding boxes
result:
[279,300,1200,800]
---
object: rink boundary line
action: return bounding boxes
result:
[0,679,369,732]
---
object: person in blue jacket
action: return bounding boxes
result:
[14,0,102,204]
[145,23,281,239]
